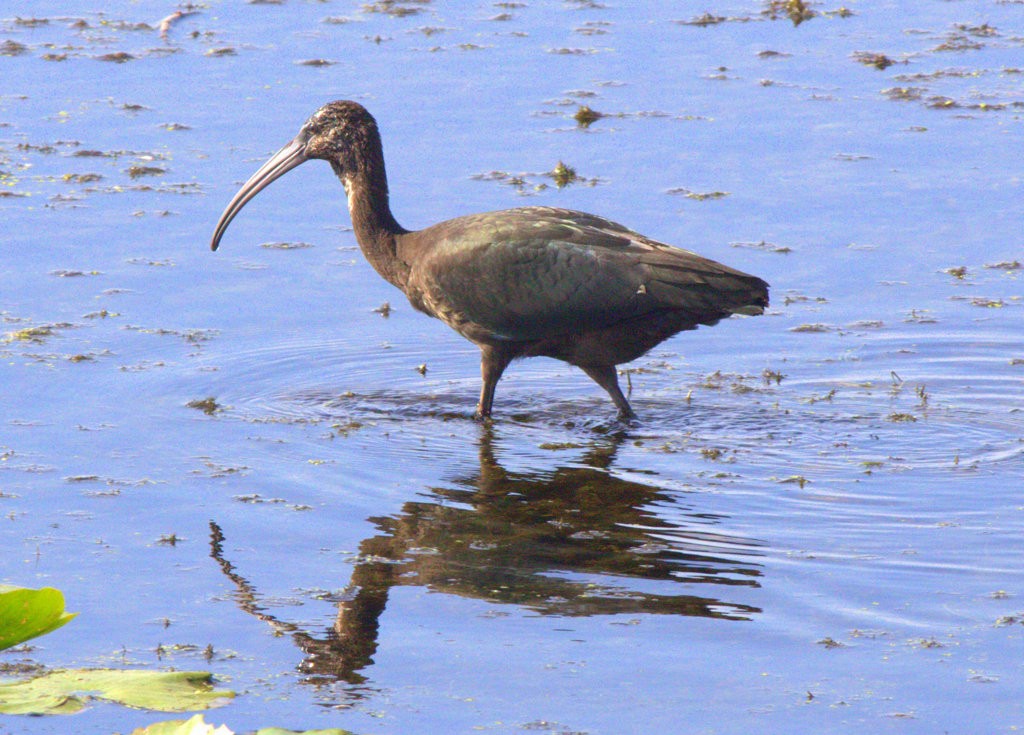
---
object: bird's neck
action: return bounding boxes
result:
[339,164,410,289]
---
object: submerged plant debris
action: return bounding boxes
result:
[853,51,898,69]
[667,187,729,201]
[573,104,602,127]
[470,163,602,194]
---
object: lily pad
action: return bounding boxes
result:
[257,729,355,734]
[0,585,77,651]
[0,669,234,715]
[132,714,233,734]
[131,715,354,735]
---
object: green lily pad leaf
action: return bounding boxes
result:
[0,669,234,715]
[256,729,355,735]
[132,713,234,734]
[0,585,77,651]
[131,716,354,735]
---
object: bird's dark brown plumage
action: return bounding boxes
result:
[210,100,769,420]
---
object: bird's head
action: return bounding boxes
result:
[301,100,380,170]
[210,100,381,251]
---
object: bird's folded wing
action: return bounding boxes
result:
[404,207,765,342]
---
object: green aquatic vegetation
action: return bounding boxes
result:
[701,370,727,389]
[970,297,1004,308]
[816,636,845,648]
[186,397,222,415]
[915,384,929,407]
[361,0,426,17]
[805,388,837,404]
[15,141,58,154]
[904,309,937,324]
[888,413,917,423]
[956,22,999,37]
[853,51,896,70]
[414,25,450,37]
[777,475,809,488]
[3,323,72,344]
[882,87,925,101]
[50,268,102,277]
[677,13,728,26]
[4,326,55,343]
[0,669,233,715]
[233,494,289,504]
[330,420,363,437]
[62,172,103,183]
[13,17,49,27]
[0,586,77,651]
[550,161,578,188]
[96,51,136,62]
[539,442,585,451]
[575,20,610,36]
[132,714,354,734]
[764,0,816,26]
[573,105,602,127]
[667,187,729,201]
[471,166,600,194]
[98,19,154,31]
[124,325,218,343]
[126,165,166,179]
[547,47,598,56]
[932,35,984,53]
[0,40,30,56]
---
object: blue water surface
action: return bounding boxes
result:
[1,1,1022,733]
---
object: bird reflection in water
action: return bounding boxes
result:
[209,429,763,693]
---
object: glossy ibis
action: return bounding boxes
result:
[210,101,769,420]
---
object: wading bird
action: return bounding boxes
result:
[210,101,769,420]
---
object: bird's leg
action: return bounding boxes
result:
[581,365,637,420]
[475,345,514,420]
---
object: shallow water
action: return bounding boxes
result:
[2,1,1022,733]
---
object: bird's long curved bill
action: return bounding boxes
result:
[210,135,309,251]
